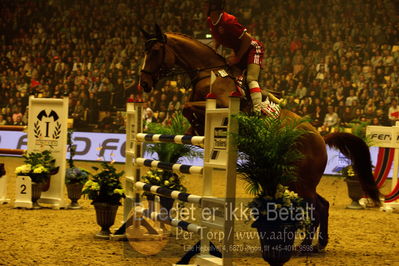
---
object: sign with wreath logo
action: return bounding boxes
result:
[24,96,69,208]
[33,109,63,147]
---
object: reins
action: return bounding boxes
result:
[141,33,231,89]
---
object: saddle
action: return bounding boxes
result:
[212,68,282,102]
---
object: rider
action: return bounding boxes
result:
[206,0,280,115]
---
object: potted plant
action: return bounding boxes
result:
[336,121,371,209]
[65,130,89,209]
[81,153,125,239]
[336,164,365,209]
[143,112,201,212]
[141,168,187,214]
[231,113,310,266]
[15,150,58,209]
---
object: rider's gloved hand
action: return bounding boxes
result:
[227,55,240,66]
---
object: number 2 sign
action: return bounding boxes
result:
[15,176,32,208]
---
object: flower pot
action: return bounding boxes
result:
[159,196,175,212]
[66,183,84,209]
[252,219,297,266]
[42,176,51,192]
[93,202,119,239]
[159,196,175,220]
[31,182,43,209]
[0,163,5,176]
[28,173,51,192]
[345,178,364,210]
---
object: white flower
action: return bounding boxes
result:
[15,164,32,174]
[83,180,93,189]
[283,199,291,206]
[113,188,124,195]
[33,165,47,174]
[91,182,100,191]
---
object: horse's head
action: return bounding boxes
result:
[139,24,175,93]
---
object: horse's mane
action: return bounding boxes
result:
[165,32,226,63]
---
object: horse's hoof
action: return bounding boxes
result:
[312,244,327,253]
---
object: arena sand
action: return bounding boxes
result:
[0,157,398,266]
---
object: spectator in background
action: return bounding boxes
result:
[97,86,112,111]
[295,81,307,99]
[11,107,23,124]
[310,105,325,128]
[98,111,115,131]
[154,93,169,113]
[113,112,126,132]
[168,95,181,113]
[323,105,340,128]
[340,106,355,127]
[5,115,13,125]
[144,107,157,131]
[0,114,6,125]
[86,92,100,124]
[388,98,399,125]
[113,77,125,109]
[13,115,24,126]
[375,109,391,126]
[345,89,358,106]
[71,100,86,129]
[157,111,167,125]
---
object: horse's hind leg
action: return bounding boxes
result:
[316,194,329,250]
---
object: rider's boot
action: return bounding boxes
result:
[250,87,263,113]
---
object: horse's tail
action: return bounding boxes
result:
[324,132,381,206]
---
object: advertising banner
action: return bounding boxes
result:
[0,130,387,176]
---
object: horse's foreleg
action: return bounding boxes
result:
[299,194,329,254]
[182,102,206,136]
[299,199,319,253]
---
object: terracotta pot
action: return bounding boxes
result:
[66,183,84,209]
[345,178,364,209]
[93,202,119,239]
[252,218,297,266]
[31,182,43,209]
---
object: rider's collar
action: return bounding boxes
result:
[212,12,223,26]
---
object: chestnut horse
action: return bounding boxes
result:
[139,25,380,251]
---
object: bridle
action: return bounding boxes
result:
[140,37,228,89]
[140,38,169,85]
